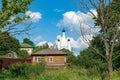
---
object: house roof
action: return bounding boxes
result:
[7,51,17,55]
[20,43,33,48]
[31,48,67,56]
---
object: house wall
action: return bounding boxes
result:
[20,48,33,55]
[32,55,67,65]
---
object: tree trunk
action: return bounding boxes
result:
[107,54,113,78]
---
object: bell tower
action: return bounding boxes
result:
[55,29,71,51]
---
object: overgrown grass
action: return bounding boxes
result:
[36,66,120,80]
[1,66,120,80]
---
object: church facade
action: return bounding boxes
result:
[54,29,71,51]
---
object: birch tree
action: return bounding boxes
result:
[78,0,120,78]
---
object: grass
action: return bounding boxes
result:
[36,66,120,80]
[1,66,120,80]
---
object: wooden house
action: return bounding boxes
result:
[6,51,17,58]
[31,48,67,69]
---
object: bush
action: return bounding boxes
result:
[17,50,29,58]
[8,62,45,79]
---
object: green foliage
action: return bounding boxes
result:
[0,70,11,79]
[112,32,120,69]
[17,50,29,58]
[62,49,77,65]
[0,0,33,29]
[77,48,106,69]
[0,32,20,55]
[0,66,120,80]
[8,62,45,79]
[90,33,120,69]
[32,67,120,80]
[33,43,49,53]
[23,38,35,47]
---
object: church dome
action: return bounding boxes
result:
[62,29,65,32]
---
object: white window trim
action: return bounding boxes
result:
[37,57,41,62]
[64,56,66,62]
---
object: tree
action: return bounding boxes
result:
[33,43,49,53]
[17,50,29,58]
[23,38,35,47]
[0,32,20,55]
[78,0,120,78]
[0,0,33,36]
[62,49,77,65]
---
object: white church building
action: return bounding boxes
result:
[54,29,71,51]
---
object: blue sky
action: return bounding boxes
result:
[0,0,98,55]
[28,0,78,42]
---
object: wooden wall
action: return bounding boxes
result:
[31,55,67,68]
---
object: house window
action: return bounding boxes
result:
[8,54,13,58]
[49,56,53,63]
[37,57,41,62]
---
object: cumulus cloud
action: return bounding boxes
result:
[37,41,47,46]
[33,36,43,44]
[37,41,53,48]
[25,11,42,22]
[70,35,93,54]
[57,10,100,54]
[48,42,53,47]
[57,10,100,35]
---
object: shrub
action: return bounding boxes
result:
[8,62,45,79]
[17,50,29,58]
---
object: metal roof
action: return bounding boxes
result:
[20,43,33,48]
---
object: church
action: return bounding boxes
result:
[54,29,71,51]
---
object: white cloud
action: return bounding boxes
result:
[37,41,47,46]
[57,10,100,35]
[25,11,42,22]
[70,35,93,55]
[48,42,53,47]
[33,36,43,44]
[87,9,97,17]
[37,41,53,48]
[57,10,100,54]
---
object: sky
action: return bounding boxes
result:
[0,0,98,55]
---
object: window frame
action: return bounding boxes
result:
[49,56,53,63]
[36,57,41,62]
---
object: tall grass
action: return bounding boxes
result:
[36,66,120,80]
[1,66,120,80]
